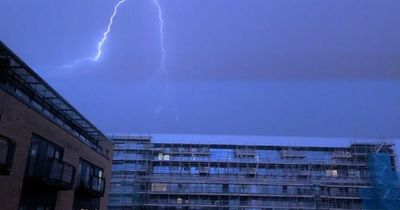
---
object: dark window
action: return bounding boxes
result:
[0,135,15,175]
[30,134,63,160]
[74,159,104,210]
[77,159,104,187]
[19,134,69,210]
[282,185,288,194]
[0,57,10,83]
[223,184,229,193]
[139,183,146,191]
[24,134,75,190]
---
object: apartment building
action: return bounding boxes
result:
[0,41,113,210]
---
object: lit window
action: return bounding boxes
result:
[163,154,170,160]
[177,198,182,205]
[158,153,170,160]
[326,169,338,177]
[151,183,168,191]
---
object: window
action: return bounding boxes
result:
[43,108,54,119]
[139,183,146,191]
[163,154,170,160]
[77,159,104,187]
[74,159,103,210]
[282,185,288,194]
[30,134,63,160]
[151,183,168,191]
[157,153,170,160]
[154,166,169,174]
[348,170,360,178]
[25,135,75,185]
[0,135,15,175]
[15,88,30,102]
[31,100,44,111]
[326,169,338,177]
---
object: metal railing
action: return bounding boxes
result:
[25,156,76,190]
[77,175,106,197]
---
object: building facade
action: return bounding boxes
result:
[0,41,114,210]
[108,135,398,210]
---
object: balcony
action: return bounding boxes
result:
[25,156,76,190]
[0,136,15,175]
[77,175,106,197]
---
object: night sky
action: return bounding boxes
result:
[1,0,399,138]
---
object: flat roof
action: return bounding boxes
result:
[110,133,398,148]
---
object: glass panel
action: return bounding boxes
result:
[84,166,90,184]
[0,140,8,164]
[30,142,39,157]
[54,151,60,160]
[46,146,55,158]
[62,164,73,183]
[49,160,62,180]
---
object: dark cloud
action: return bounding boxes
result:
[2,0,400,81]
[1,0,399,137]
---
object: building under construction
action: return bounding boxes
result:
[108,135,399,210]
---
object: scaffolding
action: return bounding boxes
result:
[108,137,398,210]
[361,143,400,210]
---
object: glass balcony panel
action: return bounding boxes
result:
[77,175,105,197]
[25,156,75,190]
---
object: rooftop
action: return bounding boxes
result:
[110,133,398,148]
[0,40,110,152]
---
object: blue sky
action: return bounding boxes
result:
[1,0,399,138]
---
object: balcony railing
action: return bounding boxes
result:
[77,175,106,197]
[0,136,15,175]
[235,149,256,157]
[25,156,76,190]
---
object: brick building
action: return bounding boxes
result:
[0,41,113,210]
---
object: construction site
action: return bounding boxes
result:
[107,135,399,210]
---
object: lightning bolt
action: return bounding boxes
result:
[152,0,180,122]
[59,0,180,121]
[60,0,126,68]
[94,0,126,61]
[153,0,166,69]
